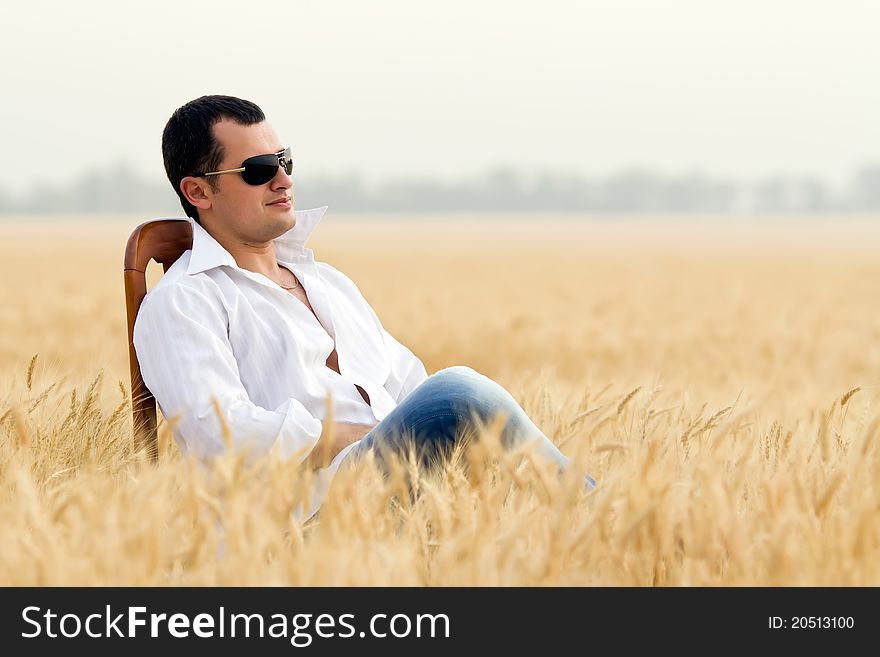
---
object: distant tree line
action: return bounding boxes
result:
[3,162,880,215]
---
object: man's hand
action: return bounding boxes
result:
[305,421,375,470]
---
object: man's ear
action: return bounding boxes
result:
[180,176,213,211]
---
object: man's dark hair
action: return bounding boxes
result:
[162,95,265,223]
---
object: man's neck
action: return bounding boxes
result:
[231,246,282,281]
[201,218,282,281]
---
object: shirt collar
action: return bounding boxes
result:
[186,205,328,275]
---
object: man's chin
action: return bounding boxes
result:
[270,211,296,235]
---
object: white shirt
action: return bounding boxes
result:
[132,206,428,522]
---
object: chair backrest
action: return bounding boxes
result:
[124,219,193,460]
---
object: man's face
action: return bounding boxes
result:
[197,118,295,242]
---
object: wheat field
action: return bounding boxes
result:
[1,213,879,585]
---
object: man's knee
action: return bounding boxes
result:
[432,365,480,381]
[428,366,516,416]
[428,366,490,396]
[434,365,498,390]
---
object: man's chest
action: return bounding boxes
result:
[286,287,319,324]
[284,287,369,403]
[223,272,391,408]
[285,288,336,366]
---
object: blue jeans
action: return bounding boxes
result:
[344,366,597,490]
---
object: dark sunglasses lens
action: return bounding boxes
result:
[281,147,293,175]
[241,155,279,185]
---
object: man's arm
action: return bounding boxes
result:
[317,262,429,404]
[361,299,428,404]
[380,326,428,403]
[133,281,323,463]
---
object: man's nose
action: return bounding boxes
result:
[272,163,293,188]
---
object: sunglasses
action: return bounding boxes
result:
[198,147,293,186]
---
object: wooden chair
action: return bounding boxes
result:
[124,219,193,460]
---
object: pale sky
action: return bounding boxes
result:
[1,0,878,191]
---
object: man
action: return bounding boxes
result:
[134,95,595,523]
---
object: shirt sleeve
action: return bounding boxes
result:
[132,280,323,463]
[381,326,429,403]
[360,299,428,404]
[315,259,429,405]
